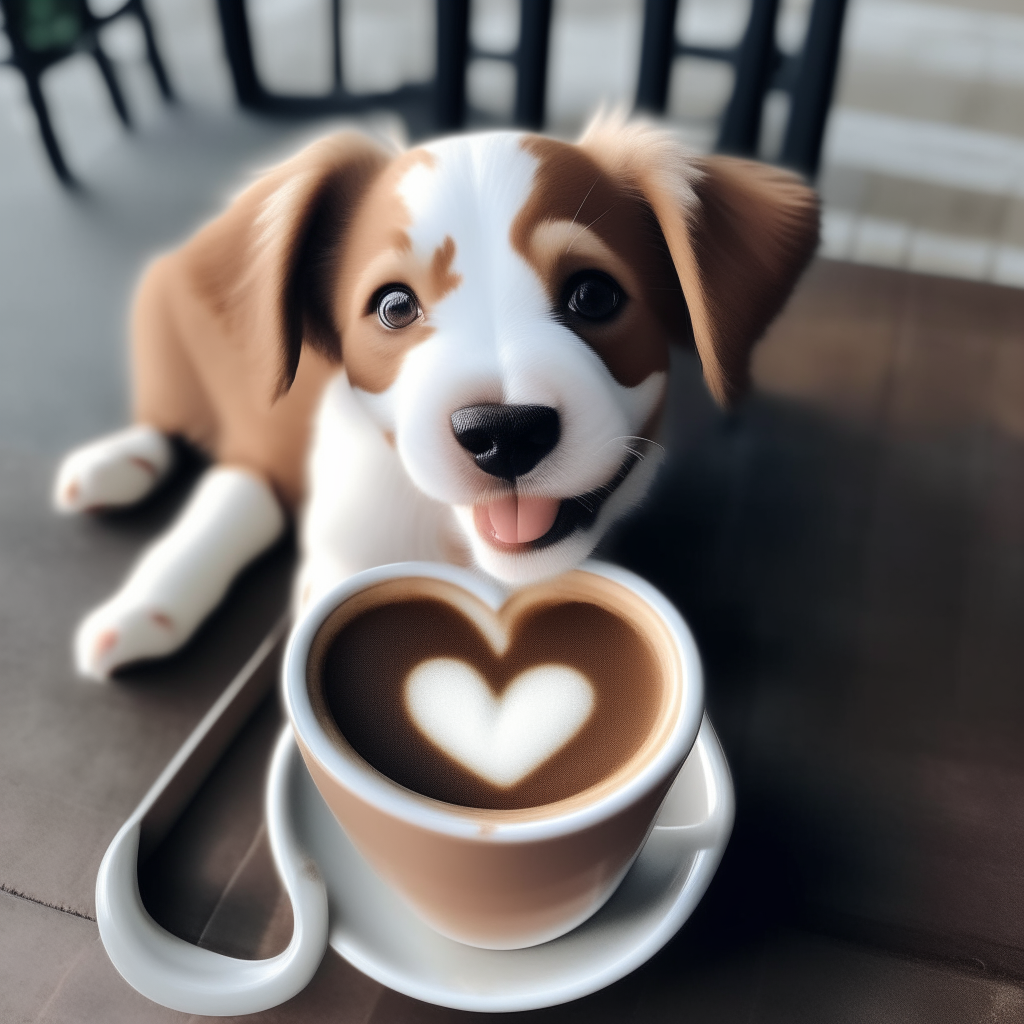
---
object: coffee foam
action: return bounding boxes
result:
[406,658,595,787]
[306,572,683,818]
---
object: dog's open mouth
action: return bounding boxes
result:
[472,449,644,553]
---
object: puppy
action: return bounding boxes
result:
[54,115,818,680]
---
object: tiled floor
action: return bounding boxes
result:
[818,0,1024,286]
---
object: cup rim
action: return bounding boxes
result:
[282,559,705,844]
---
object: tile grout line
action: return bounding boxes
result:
[0,881,95,922]
[30,938,97,1024]
[195,820,267,950]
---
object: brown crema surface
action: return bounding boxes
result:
[310,580,671,811]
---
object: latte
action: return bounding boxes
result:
[306,571,682,812]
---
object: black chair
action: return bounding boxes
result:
[215,0,844,176]
[635,0,848,178]
[435,0,552,131]
[0,0,174,185]
[214,0,434,133]
[214,0,553,136]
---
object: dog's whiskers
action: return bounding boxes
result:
[593,435,663,462]
[567,176,600,237]
[566,201,620,255]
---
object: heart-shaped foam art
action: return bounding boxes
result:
[307,571,681,812]
[406,659,595,787]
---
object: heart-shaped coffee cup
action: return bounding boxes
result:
[284,561,704,950]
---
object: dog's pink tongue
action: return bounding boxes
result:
[485,495,560,544]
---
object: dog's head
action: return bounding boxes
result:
[240,117,818,584]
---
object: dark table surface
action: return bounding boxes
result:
[4,250,1024,1021]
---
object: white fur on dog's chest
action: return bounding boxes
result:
[298,371,464,608]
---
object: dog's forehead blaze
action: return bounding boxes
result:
[342,134,685,398]
[362,147,437,255]
[392,146,464,306]
[338,148,464,395]
[511,135,687,389]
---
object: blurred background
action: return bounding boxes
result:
[3,0,1024,453]
[4,3,1024,1021]
[4,0,1024,279]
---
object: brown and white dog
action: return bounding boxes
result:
[54,115,818,680]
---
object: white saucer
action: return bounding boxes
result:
[268,713,734,1013]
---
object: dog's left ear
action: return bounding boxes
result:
[190,131,392,400]
[249,133,395,397]
[580,121,819,406]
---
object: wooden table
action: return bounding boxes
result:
[3,258,1023,1021]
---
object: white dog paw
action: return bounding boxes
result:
[74,598,185,681]
[54,425,173,514]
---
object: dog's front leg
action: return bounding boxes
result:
[74,466,285,680]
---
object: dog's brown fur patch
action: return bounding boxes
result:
[431,235,463,302]
[132,132,393,507]
[334,151,463,395]
[513,137,687,391]
[577,117,819,406]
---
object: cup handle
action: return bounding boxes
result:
[95,729,329,1016]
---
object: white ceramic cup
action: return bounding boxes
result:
[283,559,705,950]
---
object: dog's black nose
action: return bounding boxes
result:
[451,404,560,480]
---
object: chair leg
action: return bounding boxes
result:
[23,71,77,186]
[90,37,132,129]
[214,0,267,110]
[717,0,780,157]
[132,0,175,102]
[635,0,679,115]
[514,0,553,129]
[435,0,468,130]
[330,0,342,92]
[780,0,849,177]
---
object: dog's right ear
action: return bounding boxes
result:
[579,116,818,407]
[188,131,392,399]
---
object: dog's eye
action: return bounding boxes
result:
[376,287,420,330]
[564,271,623,322]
